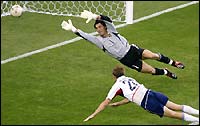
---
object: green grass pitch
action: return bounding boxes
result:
[1,2,199,125]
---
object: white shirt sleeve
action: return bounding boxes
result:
[106,82,120,100]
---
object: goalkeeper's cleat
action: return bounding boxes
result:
[165,68,177,79]
[172,61,185,69]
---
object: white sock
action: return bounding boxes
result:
[183,113,199,122]
[168,59,173,65]
[163,69,168,75]
[183,105,199,115]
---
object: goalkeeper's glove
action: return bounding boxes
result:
[61,19,77,32]
[80,10,99,23]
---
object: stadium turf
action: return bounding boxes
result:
[1,2,198,125]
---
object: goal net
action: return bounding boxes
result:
[1,1,133,24]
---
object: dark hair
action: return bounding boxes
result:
[112,65,125,78]
[94,20,107,29]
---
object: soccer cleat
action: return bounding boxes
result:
[172,61,185,69]
[164,69,177,79]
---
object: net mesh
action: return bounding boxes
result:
[1,1,126,22]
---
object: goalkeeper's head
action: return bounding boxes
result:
[94,20,107,36]
[94,20,106,29]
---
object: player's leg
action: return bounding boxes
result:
[166,101,199,115]
[119,45,176,79]
[141,90,199,123]
[141,49,160,60]
[140,61,155,74]
[142,49,185,69]
[165,100,182,111]
[141,61,177,79]
[163,106,199,122]
[182,105,199,115]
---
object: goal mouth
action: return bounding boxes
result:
[1,1,133,24]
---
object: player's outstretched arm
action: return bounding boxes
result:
[61,18,103,50]
[109,98,130,107]
[80,10,112,23]
[80,10,117,33]
[80,10,100,23]
[83,99,111,122]
[61,19,77,32]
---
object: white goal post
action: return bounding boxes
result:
[1,1,133,24]
[125,1,133,24]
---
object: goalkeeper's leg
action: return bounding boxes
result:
[141,61,177,79]
[142,49,185,69]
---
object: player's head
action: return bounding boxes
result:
[94,20,107,36]
[112,65,125,78]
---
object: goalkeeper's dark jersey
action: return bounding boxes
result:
[75,15,131,60]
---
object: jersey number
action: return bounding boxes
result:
[123,79,138,91]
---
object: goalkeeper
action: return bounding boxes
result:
[61,10,185,79]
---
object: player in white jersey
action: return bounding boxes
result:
[61,10,185,79]
[83,65,199,125]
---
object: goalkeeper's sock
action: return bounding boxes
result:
[152,68,165,75]
[157,53,171,64]
[182,105,199,115]
[182,113,199,122]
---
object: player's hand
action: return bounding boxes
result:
[83,114,94,122]
[61,19,77,32]
[80,10,99,23]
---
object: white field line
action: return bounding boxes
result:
[1,1,199,65]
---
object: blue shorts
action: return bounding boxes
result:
[141,90,168,117]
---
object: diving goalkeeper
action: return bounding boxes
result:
[61,10,185,79]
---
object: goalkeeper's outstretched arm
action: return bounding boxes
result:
[74,29,103,49]
[61,10,118,51]
[80,10,117,33]
[61,19,103,50]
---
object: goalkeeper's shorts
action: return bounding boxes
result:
[119,45,144,72]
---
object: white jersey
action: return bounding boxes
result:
[75,15,131,60]
[106,76,148,106]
